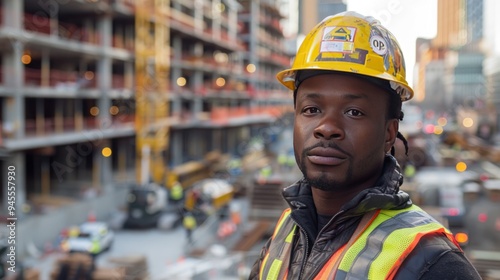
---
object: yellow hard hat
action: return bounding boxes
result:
[276,11,414,101]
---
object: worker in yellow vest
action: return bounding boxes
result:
[249,11,481,280]
[277,153,288,172]
[404,162,416,182]
[182,212,197,244]
[170,181,184,203]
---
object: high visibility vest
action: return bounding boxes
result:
[90,239,101,254]
[260,205,457,280]
[183,215,197,230]
[170,183,184,201]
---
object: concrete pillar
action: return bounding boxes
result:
[41,49,50,87]
[172,97,182,119]
[55,99,63,133]
[212,128,222,152]
[227,127,237,155]
[41,156,51,196]
[171,130,183,167]
[2,41,25,139]
[194,0,204,32]
[117,139,127,176]
[124,60,134,89]
[99,140,113,191]
[193,71,203,96]
[193,97,202,120]
[36,98,45,136]
[97,15,112,128]
[75,98,83,131]
[212,0,221,38]
[190,129,204,158]
[228,0,237,41]
[2,0,23,29]
[92,149,101,192]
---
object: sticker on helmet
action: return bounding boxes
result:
[370,35,388,55]
[320,41,354,53]
[320,26,357,54]
[322,26,356,42]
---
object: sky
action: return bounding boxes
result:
[346,0,438,88]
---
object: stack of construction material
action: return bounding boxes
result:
[5,267,41,280]
[241,150,272,173]
[24,268,40,280]
[50,253,94,280]
[108,255,149,280]
[49,253,128,280]
[92,267,126,280]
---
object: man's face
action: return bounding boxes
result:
[293,73,398,192]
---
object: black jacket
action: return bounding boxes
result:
[249,156,481,279]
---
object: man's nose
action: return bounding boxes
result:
[313,115,345,140]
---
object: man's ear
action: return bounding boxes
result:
[385,119,399,153]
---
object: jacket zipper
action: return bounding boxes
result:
[291,209,346,280]
[292,219,308,280]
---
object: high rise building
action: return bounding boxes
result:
[299,0,347,35]
[434,0,466,48]
[483,0,500,131]
[415,0,487,131]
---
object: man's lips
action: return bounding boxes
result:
[307,147,347,166]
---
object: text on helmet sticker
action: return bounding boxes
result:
[370,35,388,55]
[320,26,356,54]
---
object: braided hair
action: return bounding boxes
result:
[387,89,409,157]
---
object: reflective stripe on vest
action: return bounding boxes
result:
[260,209,296,280]
[260,205,453,280]
[335,205,454,280]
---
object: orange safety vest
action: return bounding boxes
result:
[259,205,458,280]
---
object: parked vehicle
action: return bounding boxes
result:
[61,222,114,255]
[463,179,500,277]
[405,167,482,249]
[412,167,480,227]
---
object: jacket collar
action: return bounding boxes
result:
[282,155,411,238]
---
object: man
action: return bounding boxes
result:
[170,181,184,203]
[249,12,481,279]
[183,211,197,244]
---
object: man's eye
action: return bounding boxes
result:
[303,107,320,114]
[346,109,363,116]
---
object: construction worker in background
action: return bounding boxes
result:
[259,165,272,179]
[285,153,295,171]
[227,157,242,176]
[277,153,288,172]
[250,12,481,279]
[170,181,184,203]
[403,161,416,182]
[182,212,197,244]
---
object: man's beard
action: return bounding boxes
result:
[299,156,353,192]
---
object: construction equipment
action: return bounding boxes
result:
[443,131,500,163]
[184,178,235,214]
[123,182,169,228]
[135,0,171,186]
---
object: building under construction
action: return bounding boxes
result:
[0,0,293,258]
